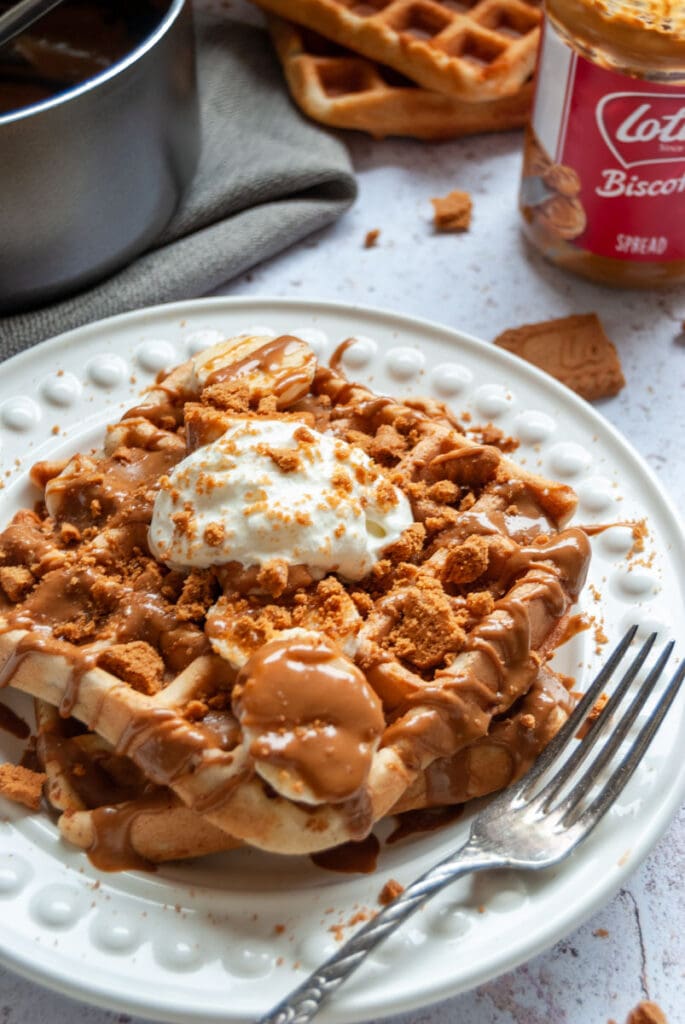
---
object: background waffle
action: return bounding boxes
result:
[250,0,543,102]
[269,16,533,140]
[0,333,590,865]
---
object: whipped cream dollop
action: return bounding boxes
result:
[149,418,414,580]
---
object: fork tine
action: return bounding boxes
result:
[572,657,685,832]
[515,625,637,800]
[555,640,674,822]
[537,632,658,811]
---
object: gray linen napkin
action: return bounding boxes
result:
[0,11,356,359]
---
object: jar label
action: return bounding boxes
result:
[524,20,685,262]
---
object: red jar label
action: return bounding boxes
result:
[526,20,685,262]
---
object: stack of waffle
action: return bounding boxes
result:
[251,0,542,140]
[0,333,589,868]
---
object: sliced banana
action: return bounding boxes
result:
[232,629,384,806]
[105,418,185,455]
[44,454,99,518]
[190,333,316,409]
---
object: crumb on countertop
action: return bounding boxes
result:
[431,190,472,232]
[625,1001,668,1024]
[364,229,380,248]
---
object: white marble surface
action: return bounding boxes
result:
[3,47,685,1024]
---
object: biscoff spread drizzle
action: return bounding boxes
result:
[203,335,314,401]
[44,448,182,528]
[395,666,576,810]
[0,333,591,862]
[235,634,384,803]
[84,794,171,872]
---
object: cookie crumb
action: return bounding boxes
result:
[98,641,165,695]
[0,762,46,810]
[431,190,472,232]
[576,692,609,739]
[364,229,380,248]
[626,1002,668,1024]
[0,565,34,603]
[378,878,404,905]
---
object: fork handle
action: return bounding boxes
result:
[257,841,503,1024]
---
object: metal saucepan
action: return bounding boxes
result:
[0,0,199,313]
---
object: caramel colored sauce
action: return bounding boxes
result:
[577,521,635,537]
[115,709,224,789]
[45,447,182,528]
[554,612,591,648]
[19,736,42,773]
[311,833,380,874]
[37,727,148,810]
[328,338,356,374]
[83,792,172,873]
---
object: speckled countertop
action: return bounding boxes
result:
[2,20,685,1024]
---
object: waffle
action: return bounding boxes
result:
[34,700,239,868]
[269,16,533,140]
[392,663,574,811]
[250,0,543,102]
[36,661,573,862]
[0,332,590,865]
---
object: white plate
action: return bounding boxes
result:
[0,298,683,1024]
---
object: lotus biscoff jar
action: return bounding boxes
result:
[519,0,685,287]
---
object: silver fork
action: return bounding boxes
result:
[258,626,685,1024]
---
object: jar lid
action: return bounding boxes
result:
[547,0,685,72]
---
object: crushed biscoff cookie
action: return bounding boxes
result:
[628,520,649,559]
[431,190,472,232]
[463,421,519,454]
[378,878,404,905]
[97,642,165,696]
[0,762,46,810]
[625,1002,668,1024]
